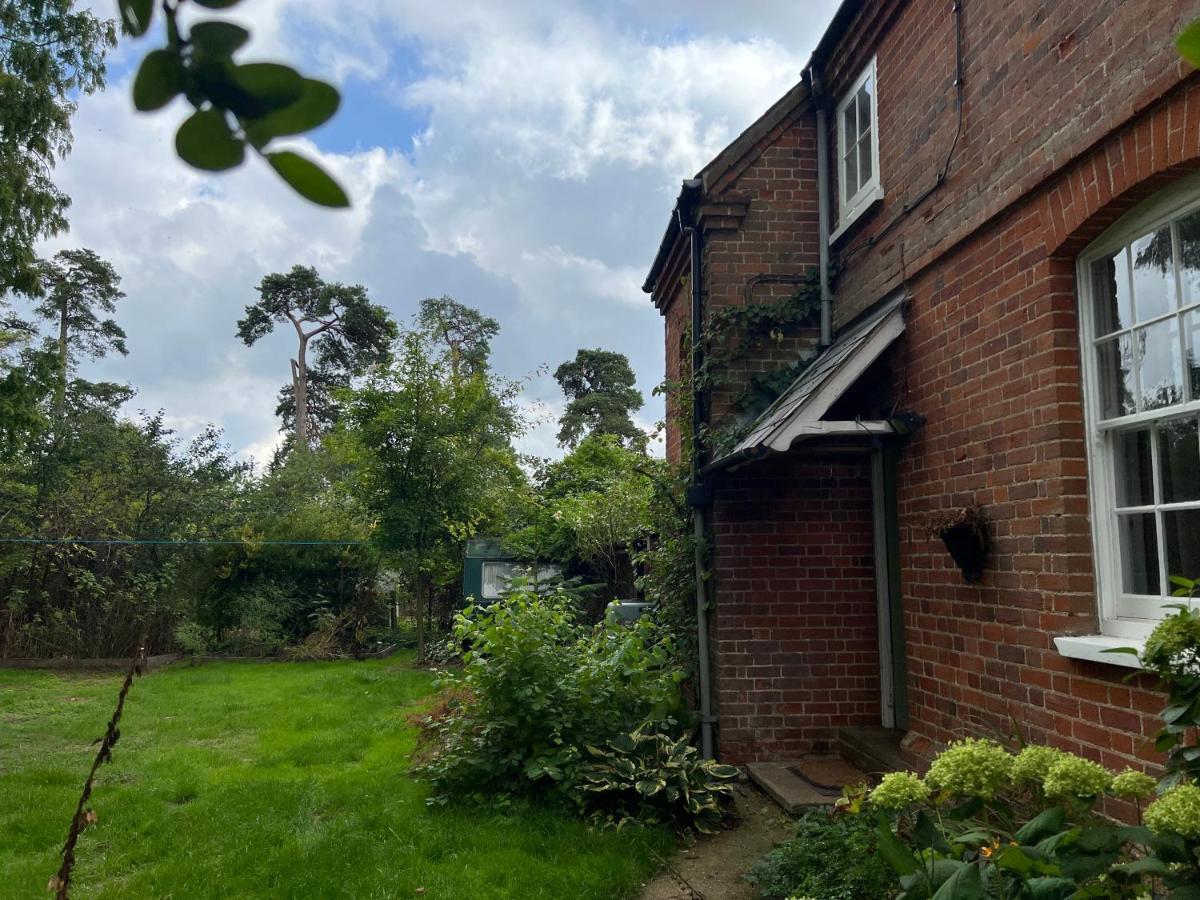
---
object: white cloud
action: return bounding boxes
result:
[48,0,837,462]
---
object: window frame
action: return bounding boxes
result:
[1077,172,1200,638]
[835,56,882,232]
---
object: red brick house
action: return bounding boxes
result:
[643,0,1200,790]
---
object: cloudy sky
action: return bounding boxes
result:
[36,0,838,465]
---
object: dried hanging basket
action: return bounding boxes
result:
[926,504,990,583]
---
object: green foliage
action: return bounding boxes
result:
[863,735,1199,899]
[238,265,396,448]
[123,0,347,205]
[1128,584,1200,790]
[569,724,737,833]
[338,320,526,657]
[1178,19,1200,68]
[554,348,645,449]
[413,585,727,832]
[508,434,661,608]
[696,269,821,456]
[748,810,898,900]
[0,0,116,296]
[172,620,212,655]
[416,296,500,379]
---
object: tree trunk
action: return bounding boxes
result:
[293,335,310,449]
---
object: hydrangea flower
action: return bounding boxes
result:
[1042,754,1112,801]
[1146,784,1200,838]
[926,738,1013,799]
[868,771,930,810]
[1110,769,1157,800]
[1010,745,1066,787]
[1141,608,1200,676]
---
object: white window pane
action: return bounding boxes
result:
[1091,250,1133,335]
[1114,428,1154,507]
[1097,334,1136,418]
[843,103,858,146]
[1118,512,1161,594]
[1159,417,1200,503]
[1178,209,1200,308]
[858,134,873,187]
[1131,227,1176,321]
[843,143,859,200]
[1137,319,1185,411]
[481,561,514,599]
[857,81,872,134]
[1164,509,1200,580]
[1185,309,1200,398]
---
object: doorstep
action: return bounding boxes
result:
[746,755,867,814]
[838,726,925,777]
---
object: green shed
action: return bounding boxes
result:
[463,538,518,603]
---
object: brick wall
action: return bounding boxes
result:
[888,87,1200,778]
[711,455,881,762]
[824,0,1197,326]
[651,0,1200,782]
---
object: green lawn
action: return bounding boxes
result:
[0,656,671,898]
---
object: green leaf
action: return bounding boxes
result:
[266,152,349,207]
[1014,807,1066,844]
[192,0,243,7]
[930,863,985,900]
[1179,21,1200,68]
[189,22,251,58]
[133,50,185,112]
[876,814,920,875]
[243,80,340,145]
[1112,857,1170,876]
[915,810,953,854]
[175,109,245,171]
[1100,645,1140,655]
[231,63,305,113]
[119,0,154,36]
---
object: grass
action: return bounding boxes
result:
[0,655,672,898]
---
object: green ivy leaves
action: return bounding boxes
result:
[126,0,348,207]
[1179,20,1200,68]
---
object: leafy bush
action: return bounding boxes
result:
[173,620,212,656]
[861,739,1166,899]
[747,809,897,900]
[415,585,728,832]
[568,724,737,833]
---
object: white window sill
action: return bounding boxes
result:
[831,185,885,245]
[1053,634,1144,669]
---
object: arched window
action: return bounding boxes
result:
[1079,177,1200,637]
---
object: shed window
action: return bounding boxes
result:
[481,561,515,599]
[1079,184,1200,637]
[837,57,881,227]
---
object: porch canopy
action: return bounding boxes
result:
[703,292,907,474]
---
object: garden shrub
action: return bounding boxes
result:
[747,809,897,900]
[568,724,737,833]
[415,584,731,832]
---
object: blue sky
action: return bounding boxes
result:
[38,0,839,464]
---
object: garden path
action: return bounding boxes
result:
[638,782,793,900]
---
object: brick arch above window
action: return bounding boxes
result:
[1044,80,1200,259]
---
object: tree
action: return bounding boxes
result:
[236,265,395,450]
[417,296,499,378]
[25,249,126,415]
[337,329,525,659]
[0,1,115,296]
[554,348,645,449]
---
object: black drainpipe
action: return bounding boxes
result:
[678,179,715,760]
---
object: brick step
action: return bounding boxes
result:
[838,726,923,780]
